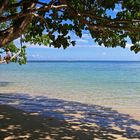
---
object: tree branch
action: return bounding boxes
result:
[6,0,24,10]
[81,18,140,32]
[81,12,140,25]
[65,6,140,33]
[0,4,67,23]
[0,0,9,15]
[0,2,36,48]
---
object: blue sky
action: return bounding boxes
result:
[27,46,140,61]
[14,32,140,61]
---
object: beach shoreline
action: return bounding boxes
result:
[1,91,140,120]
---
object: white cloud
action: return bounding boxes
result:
[125,43,132,48]
[27,44,48,48]
[75,44,101,48]
[30,54,45,59]
[82,33,91,38]
[76,38,88,43]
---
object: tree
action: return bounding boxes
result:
[0,0,140,64]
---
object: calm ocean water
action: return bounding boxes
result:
[0,61,140,114]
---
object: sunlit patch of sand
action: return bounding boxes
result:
[29,112,39,116]
[7,101,20,105]
[114,107,140,121]
[44,135,53,140]
[65,113,84,119]
[0,129,7,132]
[7,125,21,130]
[4,134,31,140]
[4,136,16,140]
[61,136,74,140]
[0,115,4,119]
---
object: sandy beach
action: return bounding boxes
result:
[0,93,140,140]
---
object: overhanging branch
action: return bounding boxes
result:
[0,0,9,15]
[0,4,67,23]
[0,2,36,48]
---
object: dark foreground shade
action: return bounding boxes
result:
[0,93,140,140]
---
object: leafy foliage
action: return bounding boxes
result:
[0,0,140,64]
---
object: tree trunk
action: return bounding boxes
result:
[0,2,36,48]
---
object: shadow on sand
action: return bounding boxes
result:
[0,93,140,140]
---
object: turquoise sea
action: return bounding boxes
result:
[0,61,140,117]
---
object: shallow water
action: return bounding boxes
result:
[0,61,140,118]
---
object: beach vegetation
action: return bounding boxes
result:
[0,0,140,63]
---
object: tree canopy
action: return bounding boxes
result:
[0,0,140,64]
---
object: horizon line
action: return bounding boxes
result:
[27,60,140,62]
